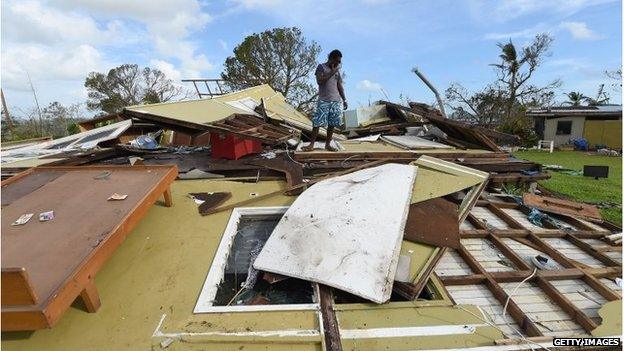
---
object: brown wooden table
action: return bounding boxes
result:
[1,165,177,331]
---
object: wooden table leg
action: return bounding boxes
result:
[80,280,101,313]
[163,187,173,207]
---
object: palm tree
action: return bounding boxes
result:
[564,91,588,107]
[491,40,521,119]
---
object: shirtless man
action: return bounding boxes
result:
[303,49,347,152]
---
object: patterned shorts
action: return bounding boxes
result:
[312,100,342,127]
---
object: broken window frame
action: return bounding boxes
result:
[194,206,320,313]
[195,206,456,313]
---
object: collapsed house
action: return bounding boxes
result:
[1,85,621,351]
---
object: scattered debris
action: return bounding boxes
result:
[11,213,34,226]
[108,193,128,201]
[189,192,232,215]
[523,193,602,220]
[38,211,54,222]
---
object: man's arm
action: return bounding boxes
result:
[338,79,347,110]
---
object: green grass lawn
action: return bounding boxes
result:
[513,150,622,225]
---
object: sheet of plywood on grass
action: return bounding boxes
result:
[542,238,605,268]
[501,238,564,270]
[498,282,586,337]
[470,206,510,229]
[550,279,607,325]
[1,167,175,310]
[434,249,473,277]
[446,284,520,337]
[460,238,516,272]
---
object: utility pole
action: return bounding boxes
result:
[1,88,15,134]
[411,67,448,118]
[27,72,44,136]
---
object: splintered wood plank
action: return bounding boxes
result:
[253,164,417,303]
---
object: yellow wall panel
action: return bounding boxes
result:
[583,120,622,149]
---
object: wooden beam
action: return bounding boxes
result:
[80,280,101,313]
[566,234,621,267]
[534,276,598,333]
[318,285,342,351]
[455,245,542,336]
[163,187,173,207]
[489,234,532,270]
[205,159,390,216]
[581,274,621,301]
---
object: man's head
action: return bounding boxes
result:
[328,49,342,67]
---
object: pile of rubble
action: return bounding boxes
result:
[1,84,621,350]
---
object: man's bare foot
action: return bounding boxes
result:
[301,145,315,152]
[325,144,338,152]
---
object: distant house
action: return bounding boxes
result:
[527,105,622,149]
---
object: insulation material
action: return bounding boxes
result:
[253,163,417,303]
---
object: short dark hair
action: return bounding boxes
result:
[328,49,342,59]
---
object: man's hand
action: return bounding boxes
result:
[343,100,348,110]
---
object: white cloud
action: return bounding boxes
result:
[2,44,103,91]
[48,0,215,78]
[484,21,603,41]
[149,59,182,82]
[1,0,128,45]
[467,0,616,23]
[483,24,549,40]
[559,21,604,40]
[356,80,383,92]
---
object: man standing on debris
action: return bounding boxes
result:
[302,49,347,152]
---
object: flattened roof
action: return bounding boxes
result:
[124,84,315,131]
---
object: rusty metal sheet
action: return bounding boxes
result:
[523,193,602,220]
[403,198,460,249]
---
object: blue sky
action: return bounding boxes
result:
[1,0,621,118]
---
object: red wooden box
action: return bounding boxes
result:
[210,133,262,160]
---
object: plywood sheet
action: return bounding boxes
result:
[253,163,417,303]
